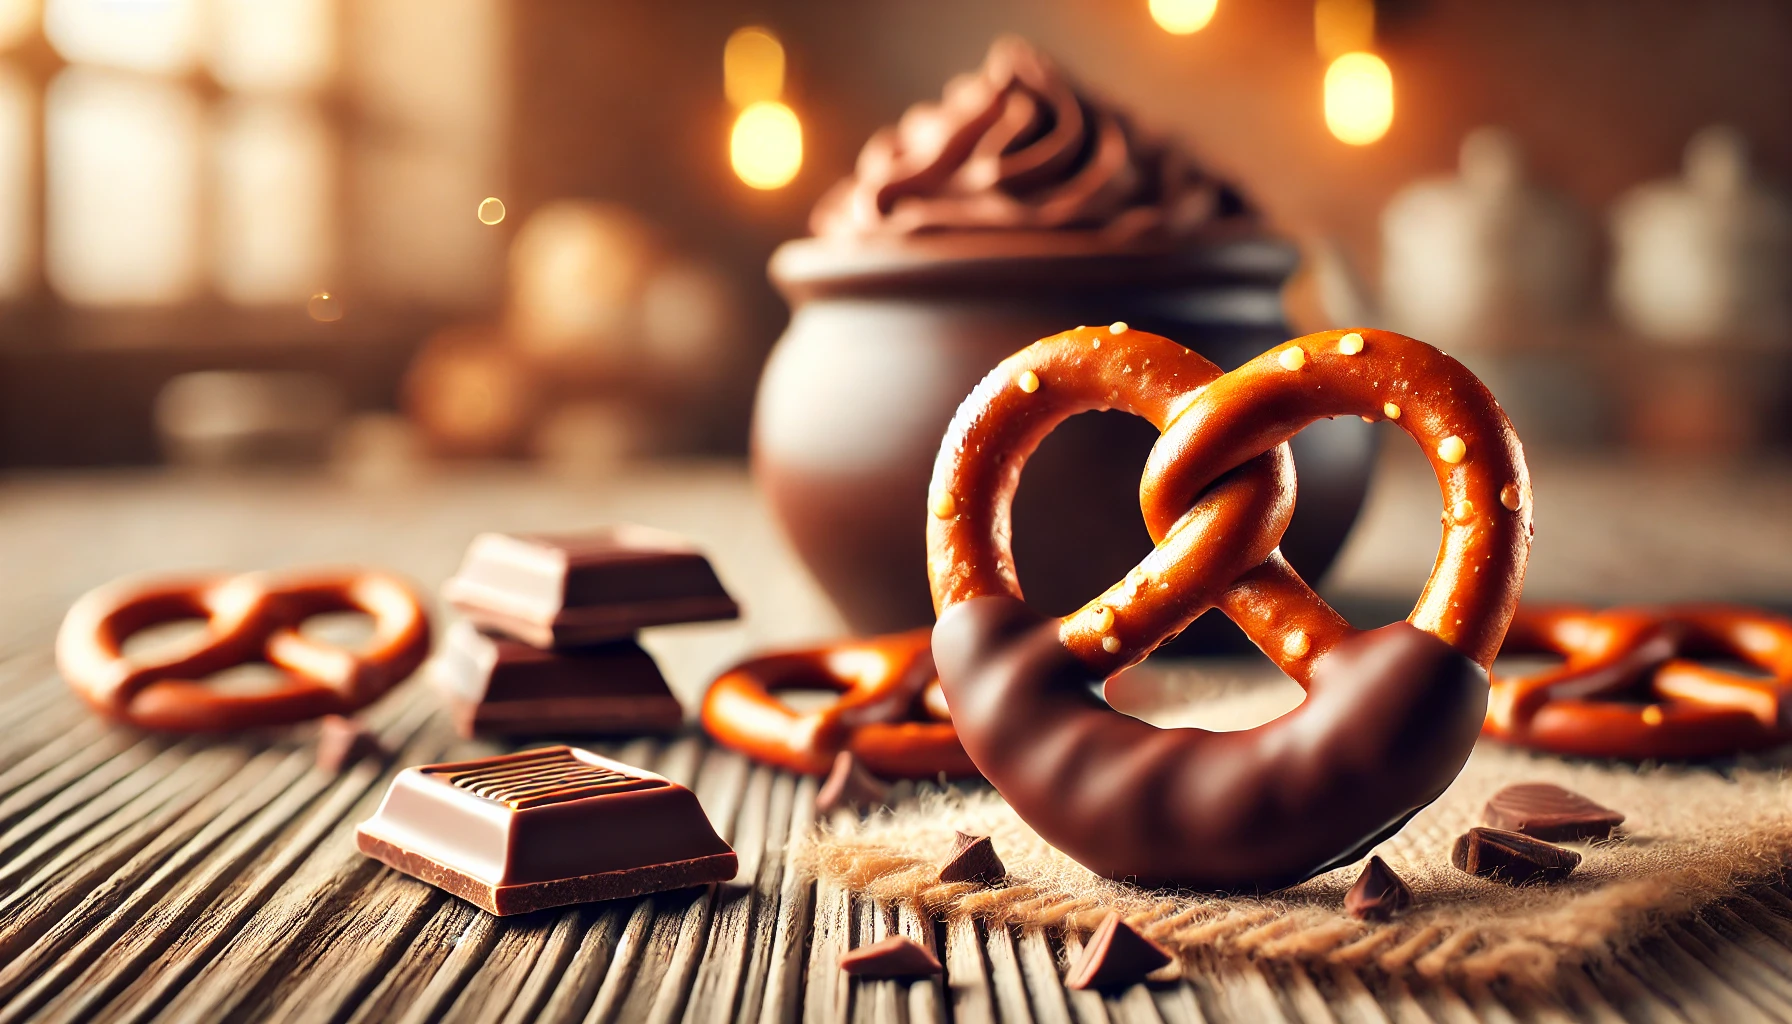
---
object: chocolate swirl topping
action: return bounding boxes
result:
[810,36,1251,242]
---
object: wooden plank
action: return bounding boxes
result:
[755,775,819,1024]
[943,916,996,1024]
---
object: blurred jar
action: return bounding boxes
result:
[1378,127,1601,443]
[1609,126,1792,452]
[155,371,344,468]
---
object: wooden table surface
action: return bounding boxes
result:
[3,450,1792,1023]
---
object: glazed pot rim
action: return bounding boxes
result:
[768,224,1298,303]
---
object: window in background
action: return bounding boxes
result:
[0,0,502,318]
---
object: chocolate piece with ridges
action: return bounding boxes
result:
[315,715,387,773]
[435,621,682,738]
[1344,856,1412,921]
[442,527,738,649]
[355,745,736,915]
[1452,827,1580,886]
[1482,782,1625,842]
[814,752,891,815]
[937,831,1005,885]
[839,935,943,978]
[1066,912,1173,990]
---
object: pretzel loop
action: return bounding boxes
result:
[1486,604,1792,759]
[926,327,1532,891]
[700,628,977,779]
[57,570,431,732]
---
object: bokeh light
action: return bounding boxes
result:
[730,100,802,190]
[1324,51,1394,145]
[308,290,343,321]
[724,26,784,108]
[1149,0,1217,35]
[477,196,506,225]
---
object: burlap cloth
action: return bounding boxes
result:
[793,660,1792,990]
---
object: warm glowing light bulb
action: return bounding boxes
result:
[308,291,343,322]
[1149,0,1217,35]
[724,26,785,108]
[730,100,802,190]
[477,197,506,225]
[1324,51,1394,146]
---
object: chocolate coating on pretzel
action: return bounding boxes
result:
[926,327,1530,890]
[701,629,976,779]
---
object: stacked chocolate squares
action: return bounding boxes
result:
[435,526,739,738]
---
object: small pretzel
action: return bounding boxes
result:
[927,326,1531,891]
[701,629,976,778]
[58,570,431,732]
[1485,604,1792,759]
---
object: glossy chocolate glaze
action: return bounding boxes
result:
[932,596,1487,892]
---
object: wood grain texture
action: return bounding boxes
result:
[2,462,1791,1022]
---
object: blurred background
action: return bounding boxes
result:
[0,0,1790,470]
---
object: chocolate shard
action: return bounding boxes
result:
[839,935,943,978]
[1066,912,1173,990]
[1452,827,1580,886]
[435,621,683,738]
[315,715,387,773]
[937,831,1005,885]
[442,527,739,649]
[1482,783,1625,842]
[1344,855,1413,921]
[356,745,737,916]
[815,752,891,815]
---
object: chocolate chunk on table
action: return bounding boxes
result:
[1483,782,1625,842]
[839,935,942,978]
[435,621,683,738]
[356,745,736,916]
[442,527,739,648]
[814,751,891,815]
[937,831,1005,885]
[1066,912,1173,990]
[315,715,387,773]
[1452,827,1581,886]
[1345,856,1413,921]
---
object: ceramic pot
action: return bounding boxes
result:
[754,229,1377,647]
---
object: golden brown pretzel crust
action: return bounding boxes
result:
[57,571,430,732]
[928,326,1532,675]
[1486,603,1792,759]
[700,629,977,779]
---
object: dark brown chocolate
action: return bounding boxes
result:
[931,597,1487,892]
[937,831,1005,885]
[442,527,738,648]
[315,715,387,773]
[356,746,736,916]
[1451,827,1580,886]
[1482,783,1625,842]
[1065,912,1172,990]
[435,621,683,738]
[838,935,943,978]
[1344,856,1413,921]
[814,752,891,815]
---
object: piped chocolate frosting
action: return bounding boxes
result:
[810,36,1250,243]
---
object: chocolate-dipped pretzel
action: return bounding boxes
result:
[701,629,976,778]
[58,570,430,732]
[927,326,1531,891]
[1485,604,1792,759]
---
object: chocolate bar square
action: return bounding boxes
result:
[356,746,737,916]
[436,621,684,737]
[442,527,739,648]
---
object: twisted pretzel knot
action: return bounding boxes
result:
[57,570,430,732]
[701,629,976,779]
[926,326,1533,890]
[1486,604,1792,759]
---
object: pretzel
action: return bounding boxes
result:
[701,629,977,778]
[58,570,431,732]
[1485,604,1792,758]
[927,326,1531,891]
